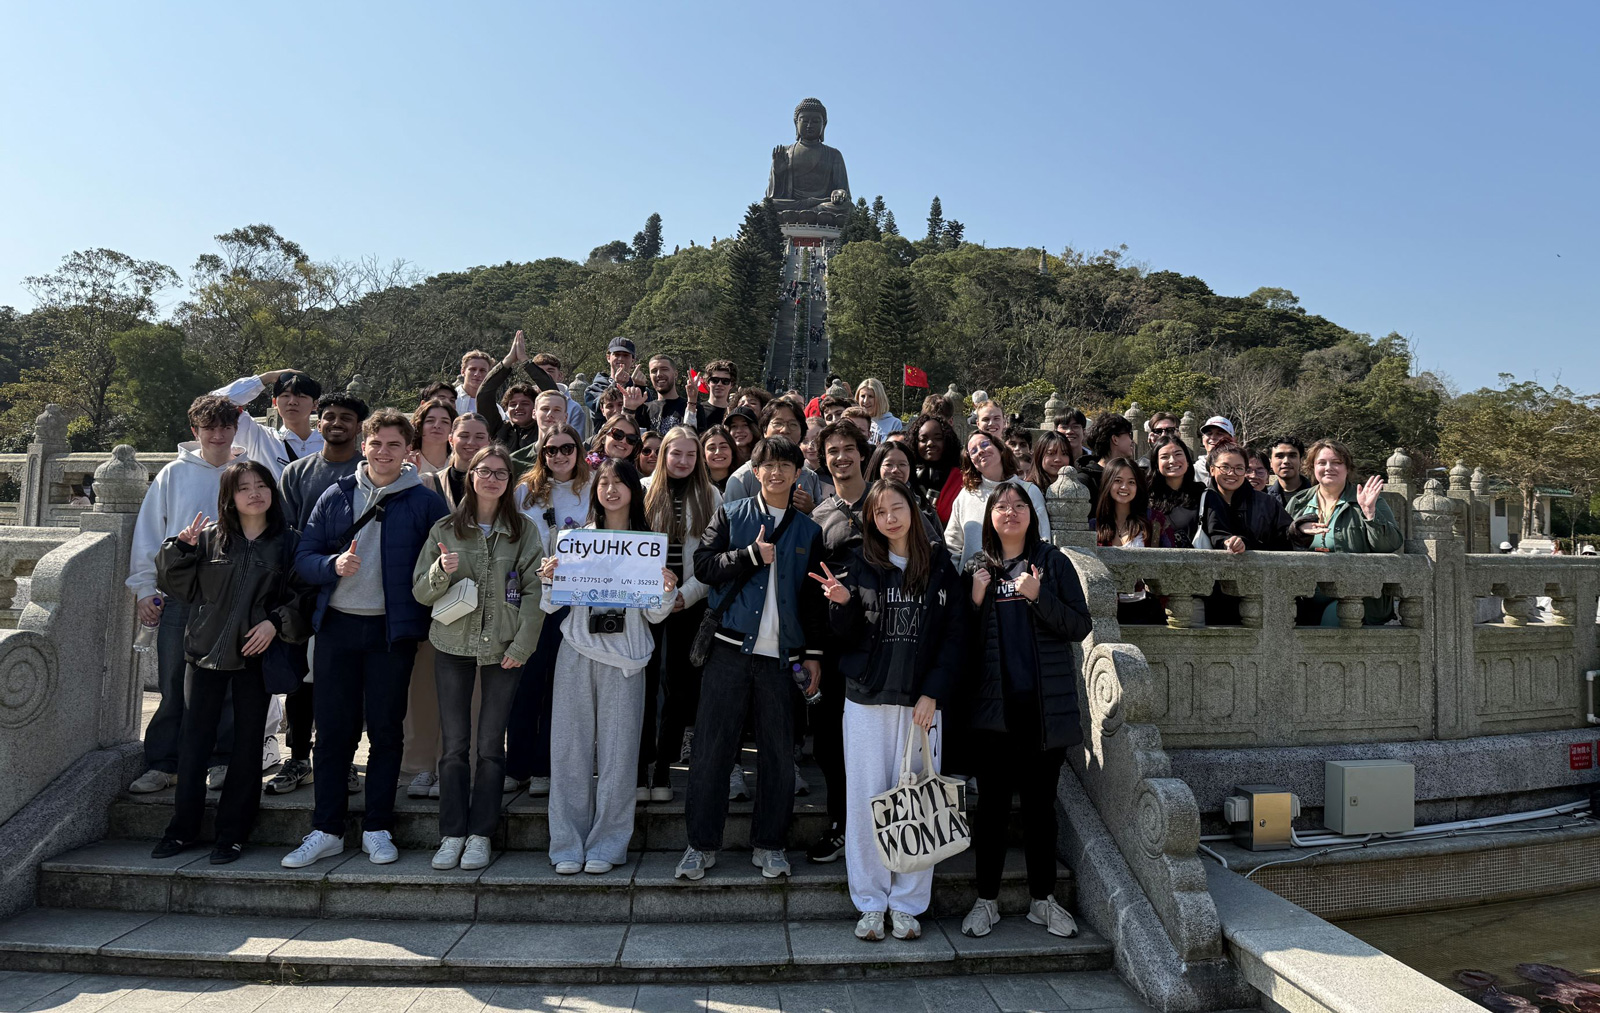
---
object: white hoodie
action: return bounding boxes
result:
[126,443,245,601]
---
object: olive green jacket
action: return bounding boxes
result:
[412,515,545,666]
[1285,483,1404,555]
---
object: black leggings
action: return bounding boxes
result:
[971,730,1066,901]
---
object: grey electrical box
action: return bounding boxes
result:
[1324,760,1415,834]
[1228,784,1296,851]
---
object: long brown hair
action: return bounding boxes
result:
[960,430,1021,491]
[644,426,716,541]
[1094,457,1152,546]
[518,424,589,509]
[449,445,525,543]
[861,480,930,597]
[216,460,285,551]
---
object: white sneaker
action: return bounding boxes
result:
[583,859,614,874]
[281,830,344,869]
[854,910,885,941]
[554,860,583,875]
[635,786,651,802]
[728,766,749,802]
[460,835,492,870]
[431,836,465,870]
[527,776,551,796]
[128,769,175,794]
[961,897,1000,938]
[261,735,282,770]
[649,786,673,802]
[1027,895,1078,938]
[205,765,228,791]
[503,776,526,793]
[674,847,716,881]
[362,830,399,865]
[890,910,921,940]
[408,771,438,799]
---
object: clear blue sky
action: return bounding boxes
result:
[2,2,1595,393]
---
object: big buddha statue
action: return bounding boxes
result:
[766,97,851,221]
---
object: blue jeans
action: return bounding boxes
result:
[311,610,416,835]
[143,599,233,774]
[685,641,795,852]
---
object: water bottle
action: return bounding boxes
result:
[791,662,821,705]
[133,597,161,653]
[504,571,521,607]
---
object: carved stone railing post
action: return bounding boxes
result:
[21,405,69,527]
[1447,460,1475,550]
[346,373,370,403]
[946,384,970,441]
[1124,401,1148,460]
[1498,592,1530,627]
[571,372,589,395]
[1046,469,1094,549]
[1178,411,1200,460]
[1470,467,1493,549]
[1412,478,1472,738]
[77,446,149,747]
[1383,448,1413,543]
[1042,389,1064,430]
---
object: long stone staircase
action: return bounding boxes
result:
[0,753,1111,984]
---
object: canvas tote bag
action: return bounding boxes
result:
[870,723,971,873]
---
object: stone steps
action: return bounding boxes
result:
[38,841,1072,925]
[0,906,1110,984]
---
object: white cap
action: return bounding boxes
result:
[1499,541,1514,552]
[1201,416,1235,437]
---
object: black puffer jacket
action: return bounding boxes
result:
[965,542,1093,750]
[157,525,312,671]
[828,547,965,707]
[1198,484,1311,551]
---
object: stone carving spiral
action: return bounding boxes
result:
[0,640,54,729]
[1136,787,1166,859]
[1087,651,1124,736]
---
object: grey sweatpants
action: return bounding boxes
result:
[547,646,645,866]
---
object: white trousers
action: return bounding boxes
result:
[547,647,644,866]
[842,698,941,915]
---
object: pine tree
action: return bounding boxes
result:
[865,270,921,390]
[870,195,887,228]
[711,202,784,370]
[943,220,965,250]
[882,210,900,236]
[631,212,663,260]
[842,198,881,244]
[925,196,944,243]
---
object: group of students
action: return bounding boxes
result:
[124,341,1095,945]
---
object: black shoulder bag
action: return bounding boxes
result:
[688,505,797,667]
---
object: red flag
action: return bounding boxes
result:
[689,368,707,394]
[903,364,929,388]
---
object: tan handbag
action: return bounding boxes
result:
[870,724,970,873]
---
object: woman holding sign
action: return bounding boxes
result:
[539,459,677,875]
[958,481,1091,940]
[412,444,545,872]
[639,426,722,802]
[813,479,964,943]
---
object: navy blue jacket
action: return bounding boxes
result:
[694,494,827,659]
[295,473,449,643]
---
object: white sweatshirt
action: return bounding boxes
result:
[516,479,592,558]
[539,524,674,674]
[943,475,1052,569]
[212,374,323,478]
[126,443,246,601]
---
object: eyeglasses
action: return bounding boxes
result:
[542,443,577,457]
[472,467,511,481]
[992,501,1030,515]
[608,432,642,446]
[1213,464,1246,475]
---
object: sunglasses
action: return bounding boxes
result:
[542,443,577,457]
[707,376,733,385]
[1151,426,1178,436]
[608,432,642,446]
[641,445,660,456]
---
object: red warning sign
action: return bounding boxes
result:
[1571,742,1594,770]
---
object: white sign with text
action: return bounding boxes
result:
[548,528,669,608]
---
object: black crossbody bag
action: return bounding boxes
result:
[688,502,797,667]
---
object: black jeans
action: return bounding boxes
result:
[166,661,268,845]
[283,641,314,762]
[311,610,416,835]
[812,656,846,828]
[972,729,1066,901]
[685,641,795,852]
[435,651,522,838]
[505,606,565,781]
[144,599,233,773]
[641,602,706,787]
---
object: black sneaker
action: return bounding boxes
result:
[264,758,312,795]
[151,838,192,860]
[347,764,362,794]
[806,823,846,863]
[209,843,243,865]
